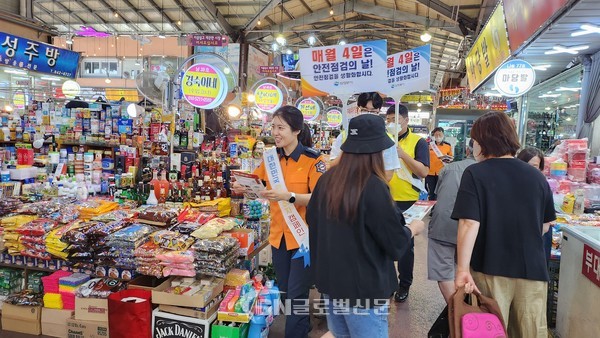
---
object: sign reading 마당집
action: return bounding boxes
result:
[494,59,536,97]
[299,40,388,96]
[0,32,80,78]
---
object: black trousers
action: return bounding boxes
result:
[425,175,439,201]
[272,237,312,338]
[395,200,417,288]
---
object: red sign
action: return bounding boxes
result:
[503,0,569,52]
[186,34,228,47]
[582,244,600,288]
[259,66,281,74]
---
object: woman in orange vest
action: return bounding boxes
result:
[426,127,453,200]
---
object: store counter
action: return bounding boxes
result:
[556,226,600,337]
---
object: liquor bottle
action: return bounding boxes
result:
[200,171,214,201]
[169,165,180,183]
[158,169,170,203]
[180,125,189,148]
[173,124,180,147]
[146,184,158,205]
[216,172,227,198]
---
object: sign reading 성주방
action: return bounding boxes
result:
[385,44,431,97]
[299,40,388,96]
[0,32,80,78]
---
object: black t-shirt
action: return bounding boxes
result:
[451,158,556,281]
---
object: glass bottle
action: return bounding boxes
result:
[146,184,158,205]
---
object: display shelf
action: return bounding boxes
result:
[0,261,57,273]
[60,141,119,149]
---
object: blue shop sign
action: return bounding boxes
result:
[0,31,80,78]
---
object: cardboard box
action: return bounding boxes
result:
[42,308,74,337]
[1,303,42,335]
[211,322,249,338]
[225,229,255,256]
[152,277,224,308]
[157,293,223,320]
[128,275,169,291]
[152,308,216,338]
[66,317,110,338]
[75,297,109,322]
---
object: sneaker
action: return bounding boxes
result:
[394,286,409,302]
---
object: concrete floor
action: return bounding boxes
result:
[269,219,447,338]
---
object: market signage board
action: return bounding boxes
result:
[181,63,228,109]
[465,3,511,92]
[582,244,600,288]
[0,32,80,78]
[259,66,281,74]
[299,40,388,96]
[503,0,570,52]
[105,88,139,102]
[187,34,228,47]
[385,44,431,97]
[326,108,343,128]
[296,97,321,121]
[254,83,283,113]
[494,60,536,97]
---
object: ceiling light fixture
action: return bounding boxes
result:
[4,69,27,75]
[571,24,600,36]
[105,78,111,84]
[257,19,261,26]
[276,34,286,45]
[307,35,317,46]
[330,8,334,15]
[178,20,182,25]
[421,31,432,42]
[158,34,166,39]
[271,42,279,51]
[532,64,551,71]
[545,45,589,55]
[338,39,347,46]
[417,102,422,107]
[285,48,293,55]
[538,93,561,98]
[66,36,73,45]
[556,86,581,92]
[545,107,551,111]
[114,12,118,17]
[484,92,503,97]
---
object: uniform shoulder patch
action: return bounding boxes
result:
[315,160,327,174]
[304,147,321,158]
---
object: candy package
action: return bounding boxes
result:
[156,250,195,264]
[16,218,58,236]
[5,290,43,306]
[75,278,126,299]
[192,236,240,254]
[151,230,195,251]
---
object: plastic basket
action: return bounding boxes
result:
[547,258,560,328]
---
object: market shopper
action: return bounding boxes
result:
[427,139,475,304]
[307,114,425,338]
[452,111,556,338]
[517,147,553,265]
[232,106,325,338]
[385,104,430,303]
[426,127,453,201]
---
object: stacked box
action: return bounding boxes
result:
[0,268,23,296]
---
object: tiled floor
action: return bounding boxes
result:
[0,220,446,338]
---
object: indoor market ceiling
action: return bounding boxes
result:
[30,0,495,89]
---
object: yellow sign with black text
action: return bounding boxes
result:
[465,2,511,92]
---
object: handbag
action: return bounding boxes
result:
[428,305,450,338]
[448,287,507,338]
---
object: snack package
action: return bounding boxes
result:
[151,230,195,251]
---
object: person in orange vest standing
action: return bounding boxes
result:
[426,127,453,201]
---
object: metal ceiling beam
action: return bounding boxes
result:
[171,0,204,31]
[353,1,463,37]
[146,0,182,32]
[95,0,141,32]
[244,0,282,32]
[298,0,313,14]
[34,3,69,26]
[415,0,477,31]
[49,1,114,32]
[196,0,237,37]
[119,0,162,32]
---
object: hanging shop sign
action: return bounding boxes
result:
[299,39,388,96]
[259,66,281,74]
[186,34,228,47]
[105,88,139,102]
[296,97,321,121]
[385,44,432,96]
[465,3,511,92]
[0,32,81,78]
[181,63,228,109]
[326,108,343,128]
[402,94,434,103]
[13,90,27,108]
[254,83,283,113]
[503,0,570,52]
[61,80,81,99]
[494,59,536,97]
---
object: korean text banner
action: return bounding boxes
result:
[0,32,81,78]
[385,44,431,97]
[465,2,510,92]
[299,40,387,96]
[503,0,569,52]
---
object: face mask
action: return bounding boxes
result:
[434,136,444,143]
[386,123,399,134]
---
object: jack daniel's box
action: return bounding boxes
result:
[152,308,216,338]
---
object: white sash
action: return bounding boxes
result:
[263,147,311,267]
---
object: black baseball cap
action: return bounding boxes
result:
[341,114,394,154]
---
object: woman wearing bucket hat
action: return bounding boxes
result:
[307,114,425,337]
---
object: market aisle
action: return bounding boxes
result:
[270,218,446,338]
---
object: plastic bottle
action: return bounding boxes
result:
[248,312,269,338]
[265,280,280,316]
[574,189,585,215]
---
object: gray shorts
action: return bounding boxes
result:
[427,238,456,282]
